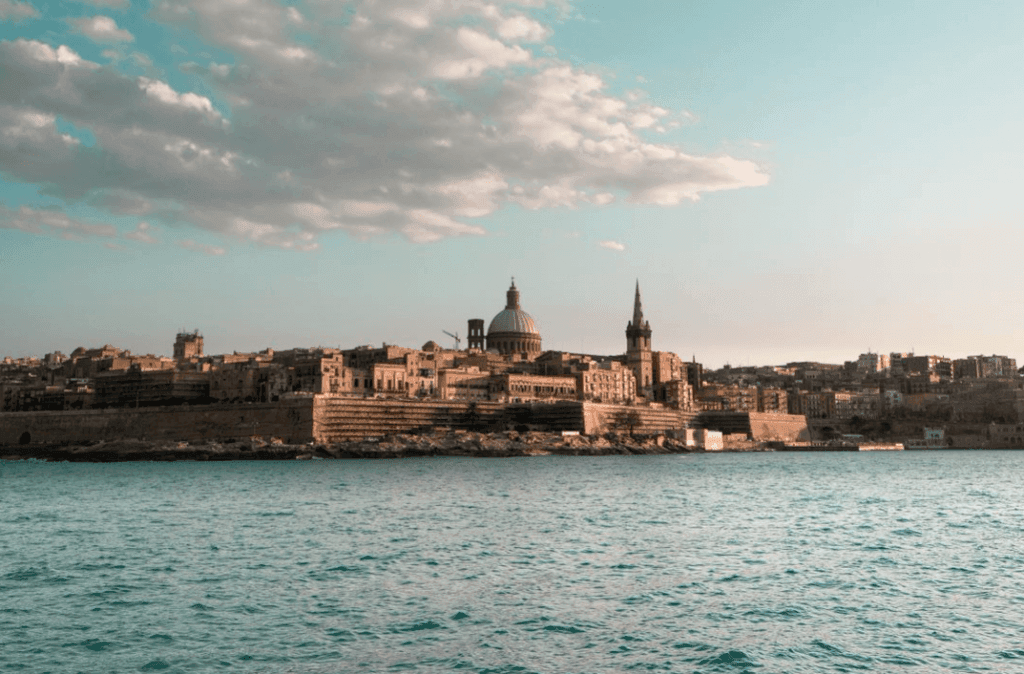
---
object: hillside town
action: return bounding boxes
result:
[3,280,1024,448]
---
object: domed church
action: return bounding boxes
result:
[474,279,542,356]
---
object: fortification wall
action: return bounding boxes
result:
[312,396,584,441]
[0,398,316,446]
[581,402,696,435]
[748,413,810,441]
[1,397,708,447]
[697,411,809,442]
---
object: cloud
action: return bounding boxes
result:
[0,205,117,240]
[178,239,226,256]
[0,0,768,250]
[69,0,130,7]
[0,0,37,20]
[70,16,135,42]
[125,221,159,243]
[496,14,550,42]
[138,78,223,121]
[598,240,625,251]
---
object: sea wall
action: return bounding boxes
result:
[312,396,584,441]
[696,411,810,442]
[1,396,706,446]
[581,402,696,435]
[0,398,316,446]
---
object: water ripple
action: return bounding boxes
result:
[3,452,1024,672]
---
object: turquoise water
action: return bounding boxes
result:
[3,452,1024,673]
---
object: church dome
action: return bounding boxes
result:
[488,308,539,336]
[485,279,542,356]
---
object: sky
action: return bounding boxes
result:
[3,0,1024,369]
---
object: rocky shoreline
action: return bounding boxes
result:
[0,431,707,462]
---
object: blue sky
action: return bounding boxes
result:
[3,0,1024,368]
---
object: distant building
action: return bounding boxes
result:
[697,384,758,412]
[493,372,577,402]
[757,387,789,414]
[437,366,492,400]
[954,355,1018,379]
[856,352,890,374]
[173,330,204,361]
[578,360,637,404]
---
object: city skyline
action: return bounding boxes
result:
[3,1,1024,368]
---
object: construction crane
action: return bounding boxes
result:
[442,330,461,350]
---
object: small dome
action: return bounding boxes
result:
[488,309,539,336]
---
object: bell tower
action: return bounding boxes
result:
[467,319,485,350]
[626,281,653,396]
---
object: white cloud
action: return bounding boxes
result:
[71,16,135,42]
[8,39,90,67]
[434,172,508,217]
[598,240,625,251]
[403,209,487,243]
[391,7,430,29]
[178,239,226,256]
[125,221,159,243]
[0,205,117,240]
[0,0,37,20]
[433,27,530,79]
[497,15,550,42]
[0,1,768,251]
[138,78,222,121]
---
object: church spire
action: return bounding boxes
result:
[626,280,652,336]
[632,279,645,328]
[625,279,653,395]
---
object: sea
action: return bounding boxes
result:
[3,451,1024,673]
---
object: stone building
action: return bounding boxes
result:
[856,352,890,374]
[492,373,578,402]
[371,362,412,396]
[437,366,492,400]
[653,379,694,410]
[757,387,789,414]
[697,384,758,412]
[954,355,1018,379]
[652,351,685,387]
[342,344,416,370]
[173,330,204,361]
[577,360,637,404]
[93,368,210,408]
